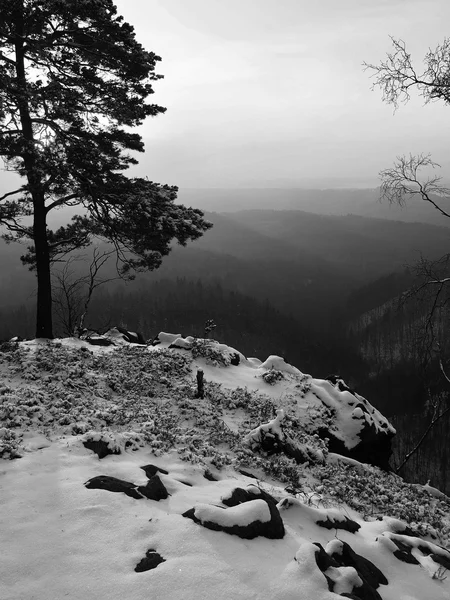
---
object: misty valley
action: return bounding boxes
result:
[1,188,449,495]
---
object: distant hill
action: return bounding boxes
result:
[224,210,450,281]
[2,208,450,333]
[177,187,450,228]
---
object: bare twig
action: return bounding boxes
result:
[396,348,450,473]
[52,248,118,336]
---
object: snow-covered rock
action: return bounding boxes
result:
[169,336,194,350]
[183,490,285,540]
[309,377,396,469]
[260,355,304,375]
[152,331,183,346]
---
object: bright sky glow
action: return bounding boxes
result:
[113,0,450,188]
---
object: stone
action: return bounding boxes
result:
[116,326,146,345]
[316,516,360,534]
[84,475,143,499]
[85,336,114,346]
[222,486,279,509]
[183,488,285,540]
[203,469,218,481]
[390,539,420,565]
[311,543,339,592]
[140,464,169,478]
[230,352,240,366]
[325,375,356,394]
[313,541,387,600]
[151,332,182,346]
[329,541,388,589]
[219,486,284,538]
[182,499,285,540]
[83,439,120,459]
[430,552,450,570]
[391,536,450,570]
[312,543,340,572]
[137,475,169,501]
[169,337,193,350]
[85,474,169,502]
[135,549,166,572]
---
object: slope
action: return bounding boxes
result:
[0,335,449,600]
[226,210,450,281]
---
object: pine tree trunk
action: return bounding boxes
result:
[14,2,53,338]
[34,200,53,338]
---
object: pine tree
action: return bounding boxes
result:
[0,0,211,338]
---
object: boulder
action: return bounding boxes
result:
[314,378,395,471]
[183,487,285,540]
[321,423,394,472]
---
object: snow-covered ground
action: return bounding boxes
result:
[0,335,449,600]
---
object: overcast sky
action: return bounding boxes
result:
[113,0,450,188]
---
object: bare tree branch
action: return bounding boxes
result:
[52,248,118,336]
[364,36,450,109]
[78,247,117,330]
[380,154,450,217]
[396,401,450,474]
[45,193,81,213]
[396,344,450,473]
